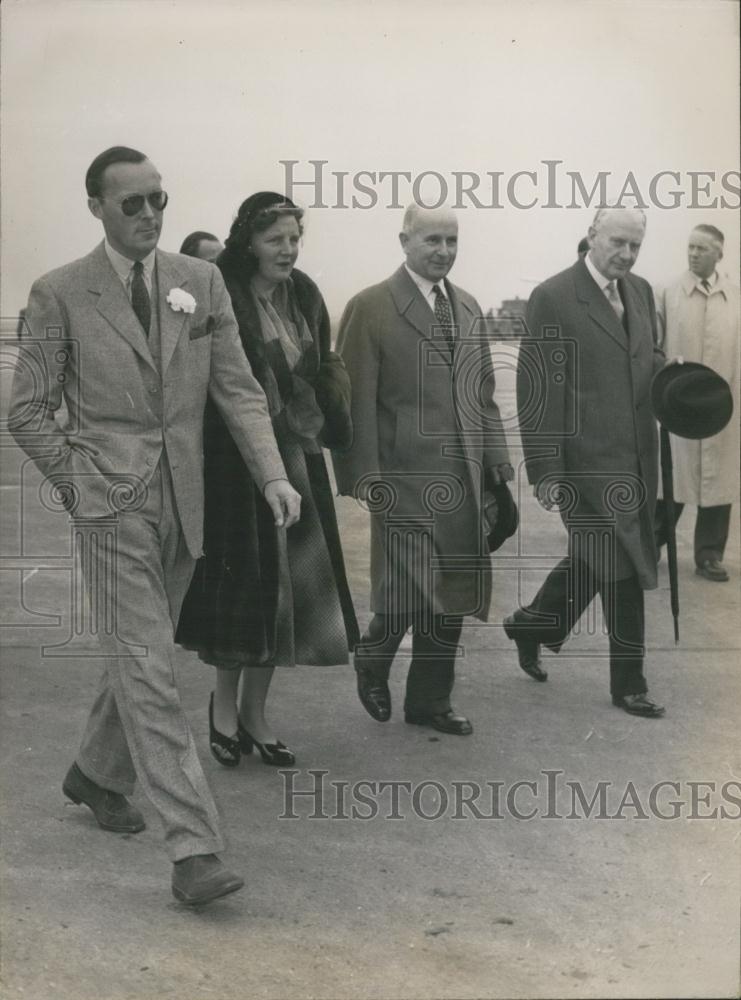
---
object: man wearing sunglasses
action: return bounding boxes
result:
[8,146,301,905]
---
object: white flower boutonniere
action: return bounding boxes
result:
[166,288,197,314]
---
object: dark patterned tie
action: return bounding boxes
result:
[432,284,454,350]
[131,260,151,335]
[701,279,711,294]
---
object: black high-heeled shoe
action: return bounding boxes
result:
[208,693,241,768]
[237,719,295,766]
[236,719,253,755]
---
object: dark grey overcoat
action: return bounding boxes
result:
[333,266,511,620]
[518,258,665,588]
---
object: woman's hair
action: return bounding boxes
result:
[180,231,220,258]
[223,191,304,275]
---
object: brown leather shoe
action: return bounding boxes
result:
[503,615,548,682]
[612,693,665,718]
[695,559,729,582]
[356,665,391,722]
[404,709,473,735]
[62,762,145,833]
[171,854,244,905]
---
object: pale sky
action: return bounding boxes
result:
[1,0,739,323]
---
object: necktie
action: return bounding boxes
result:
[605,280,624,321]
[131,260,151,335]
[432,284,454,350]
[701,279,711,294]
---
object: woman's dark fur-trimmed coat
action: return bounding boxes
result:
[176,261,358,666]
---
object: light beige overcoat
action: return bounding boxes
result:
[655,272,740,506]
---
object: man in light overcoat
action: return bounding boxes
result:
[654,225,740,582]
[8,146,301,904]
[333,205,512,736]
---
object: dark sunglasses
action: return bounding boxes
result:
[115,190,169,217]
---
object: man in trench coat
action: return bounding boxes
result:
[654,225,740,582]
[8,146,300,904]
[333,204,512,735]
[505,207,666,718]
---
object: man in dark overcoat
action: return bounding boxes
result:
[333,205,512,735]
[505,207,666,717]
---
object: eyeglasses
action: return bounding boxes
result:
[113,191,169,217]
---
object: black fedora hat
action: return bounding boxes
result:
[651,361,734,440]
[483,483,519,552]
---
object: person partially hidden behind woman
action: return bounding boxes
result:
[176,192,359,767]
[180,231,224,263]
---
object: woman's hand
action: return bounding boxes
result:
[263,479,302,528]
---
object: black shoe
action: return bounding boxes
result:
[695,559,729,582]
[237,719,295,766]
[62,762,145,833]
[208,693,241,768]
[612,693,665,718]
[355,664,391,722]
[404,708,473,735]
[236,718,254,755]
[172,854,244,906]
[503,615,548,682]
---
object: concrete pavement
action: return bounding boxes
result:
[1,357,739,998]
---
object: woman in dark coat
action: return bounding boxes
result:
[176,192,358,766]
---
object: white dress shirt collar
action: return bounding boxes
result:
[404,263,449,312]
[584,251,615,293]
[697,270,717,290]
[105,240,156,292]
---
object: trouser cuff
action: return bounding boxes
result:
[75,757,135,797]
[170,836,226,864]
[404,698,451,715]
[610,678,648,698]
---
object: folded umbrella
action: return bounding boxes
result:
[659,426,680,643]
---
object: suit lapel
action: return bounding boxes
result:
[619,276,647,356]
[389,265,436,336]
[87,243,157,370]
[573,258,628,352]
[445,279,476,360]
[388,265,454,362]
[155,251,190,374]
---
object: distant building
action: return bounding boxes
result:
[498,297,528,317]
[483,296,529,340]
